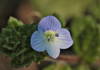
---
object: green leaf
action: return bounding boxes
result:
[0,17,46,67]
[8,17,24,27]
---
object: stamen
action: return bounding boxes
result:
[44,30,56,42]
[55,33,59,37]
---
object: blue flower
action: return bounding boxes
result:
[31,16,73,58]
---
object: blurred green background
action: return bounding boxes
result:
[31,0,99,22]
[0,0,100,70]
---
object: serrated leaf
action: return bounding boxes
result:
[8,17,24,27]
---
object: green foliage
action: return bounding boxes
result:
[8,17,24,26]
[31,0,93,22]
[77,63,90,70]
[43,61,91,70]
[89,1,100,20]
[0,17,45,67]
[43,61,72,70]
[71,16,100,63]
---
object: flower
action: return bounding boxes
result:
[31,16,73,58]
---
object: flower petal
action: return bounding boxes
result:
[57,29,73,49]
[38,16,61,32]
[46,43,60,59]
[31,31,46,52]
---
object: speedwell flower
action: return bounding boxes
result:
[31,16,73,58]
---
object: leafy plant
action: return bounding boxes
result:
[0,17,45,67]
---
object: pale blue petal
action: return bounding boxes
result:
[57,29,73,49]
[31,31,46,52]
[46,43,60,59]
[54,39,68,49]
[38,16,61,32]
